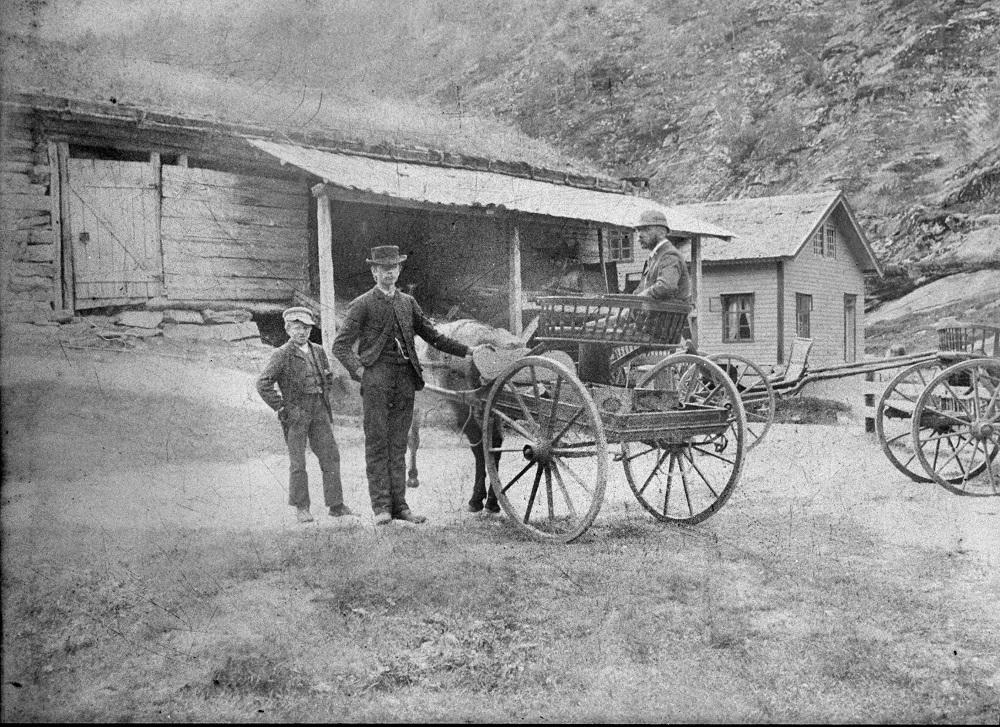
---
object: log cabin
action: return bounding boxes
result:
[0,91,731,350]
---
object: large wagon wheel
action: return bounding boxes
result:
[911,358,1000,496]
[620,354,747,524]
[876,358,961,483]
[482,356,608,543]
[706,353,775,450]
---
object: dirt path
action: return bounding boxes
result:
[3,338,997,571]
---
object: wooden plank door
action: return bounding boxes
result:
[66,158,163,307]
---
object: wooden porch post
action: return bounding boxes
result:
[690,234,702,348]
[315,191,337,351]
[508,217,523,336]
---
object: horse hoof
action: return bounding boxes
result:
[406,478,420,489]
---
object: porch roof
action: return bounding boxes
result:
[247,138,733,238]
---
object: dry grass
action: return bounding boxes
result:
[3,511,998,722]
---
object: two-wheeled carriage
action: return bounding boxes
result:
[875,320,1000,495]
[425,294,748,543]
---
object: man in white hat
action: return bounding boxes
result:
[257,306,351,523]
[333,246,477,526]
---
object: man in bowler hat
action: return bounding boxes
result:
[333,245,476,525]
[257,306,351,523]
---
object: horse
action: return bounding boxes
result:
[407,319,525,513]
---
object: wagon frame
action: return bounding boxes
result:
[424,294,749,543]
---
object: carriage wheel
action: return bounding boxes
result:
[707,353,775,450]
[911,359,1000,496]
[621,354,747,524]
[876,359,958,483]
[482,356,608,543]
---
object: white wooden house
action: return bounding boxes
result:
[672,191,883,368]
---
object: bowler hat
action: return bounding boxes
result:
[636,209,670,230]
[283,306,316,326]
[366,245,408,266]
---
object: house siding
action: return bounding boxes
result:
[783,218,866,368]
[698,262,779,366]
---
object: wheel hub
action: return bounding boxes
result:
[523,442,553,464]
[970,420,994,440]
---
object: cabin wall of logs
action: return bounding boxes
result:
[0,103,312,321]
[0,109,59,321]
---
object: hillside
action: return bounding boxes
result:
[3,0,998,317]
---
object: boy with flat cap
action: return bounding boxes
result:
[257,306,351,523]
[333,245,477,526]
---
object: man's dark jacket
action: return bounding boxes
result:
[256,340,337,418]
[332,286,470,391]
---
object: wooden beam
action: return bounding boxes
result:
[47,141,63,310]
[690,235,702,349]
[776,259,785,364]
[315,193,337,352]
[150,151,164,297]
[55,141,74,311]
[508,218,523,335]
[597,227,610,293]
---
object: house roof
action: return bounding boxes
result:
[248,139,735,237]
[674,191,882,273]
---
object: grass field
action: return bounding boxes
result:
[2,327,998,722]
[4,507,998,722]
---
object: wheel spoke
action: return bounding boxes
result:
[492,408,537,440]
[545,466,555,521]
[918,428,974,445]
[689,443,737,466]
[942,380,974,420]
[922,404,974,428]
[683,447,721,498]
[640,448,671,496]
[929,432,976,475]
[545,375,563,438]
[523,465,543,523]
[550,462,578,519]
[662,453,677,514]
[502,460,536,494]
[556,457,594,496]
[678,453,695,518]
[505,380,539,433]
[550,405,585,445]
[620,444,659,463]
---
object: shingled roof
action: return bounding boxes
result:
[674,190,881,273]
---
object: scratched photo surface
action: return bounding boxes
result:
[2,0,999,722]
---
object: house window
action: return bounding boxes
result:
[722,294,754,342]
[605,228,633,262]
[824,221,838,259]
[812,220,839,258]
[796,293,812,338]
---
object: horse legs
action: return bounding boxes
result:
[465,412,502,511]
[406,405,422,488]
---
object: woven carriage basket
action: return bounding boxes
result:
[536,295,691,346]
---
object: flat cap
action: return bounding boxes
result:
[282,306,316,326]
